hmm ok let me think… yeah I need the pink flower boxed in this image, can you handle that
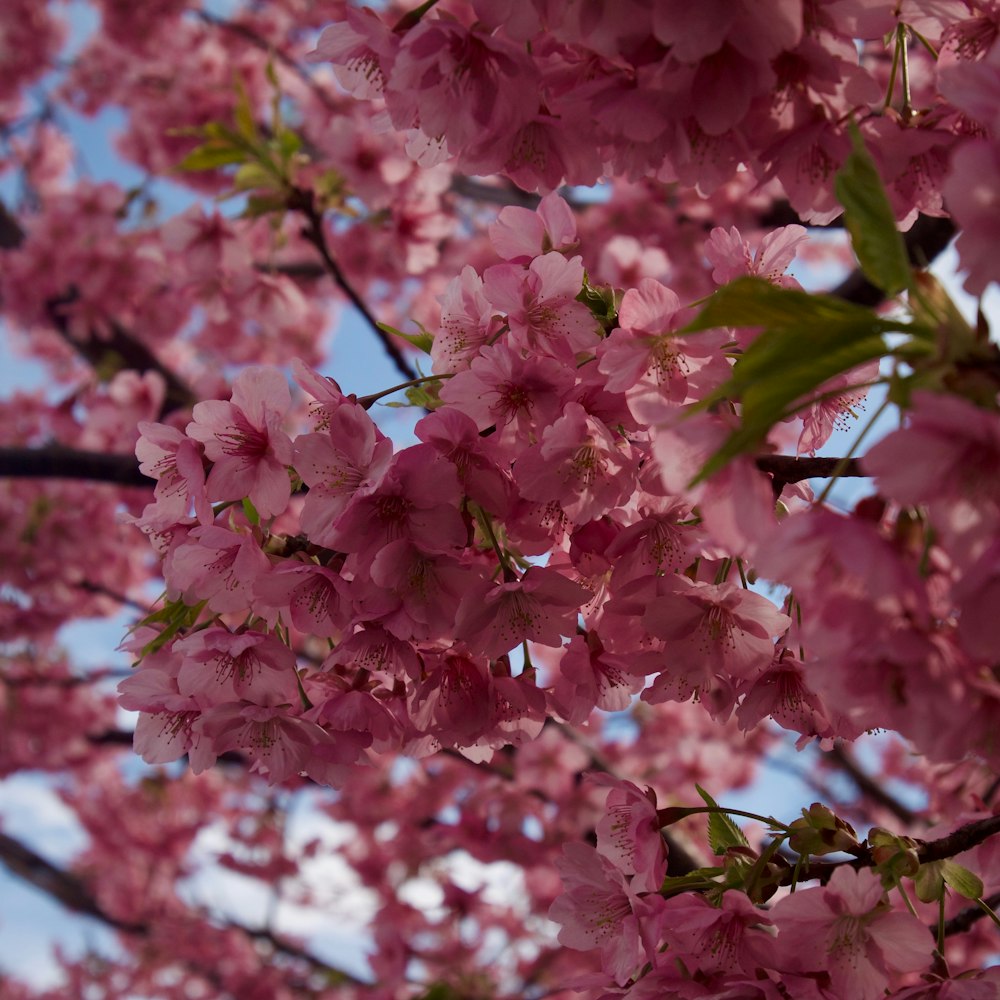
[455,566,590,659]
[488,191,578,264]
[430,265,503,375]
[591,774,668,893]
[660,891,775,976]
[186,367,294,519]
[704,224,808,288]
[438,343,574,454]
[796,359,880,455]
[549,842,663,986]
[198,702,334,785]
[384,19,540,158]
[135,420,212,524]
[174,627,300,705]
[168,525,270,615]
[328,444,466,559]
[641,575,791,701]
[294,403,393,548]
[253,561,349,639]
[597,278,728,423]
[550,633,643,724]
[308,6,398,99]
[772,866,934,1000]
[514,402,637,523]
[415,406,516,517]
[483,253,600,361]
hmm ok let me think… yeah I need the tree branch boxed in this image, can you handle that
[755,455,865,495]
[1,199,197,418]
[824,742,919,827]
[289,186,418,382]
[0,446,152,487]
[943,891,1000,937]
[0,830,366,987]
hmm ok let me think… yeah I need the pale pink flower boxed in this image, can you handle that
[430,265,503,375]
[186,367,294,519]
[198,703,333,784]
[704,224,808,288]
[796,358,880,455]
[174,627,299,705]
[384,19,540,158]
[660,891,775,976]
[253,561,349,639]
[308,6,398,99]
[365,539,471,642]
[651,410,777,556]
[294,404,393,549]
[118,650,216,773]
[549,842,663,987]
[415,407,516,517]
[483,253,601,360]
[550,633,642,724]
[597,278,728,423]
[735,651,835,741]
[168,525,270,615]
[328,444,466,558]
[438,343,574,453]
[409,652,492,744]
[488,191,578,264]
[135,420,212,524]
[591,774,668,893]
[289,358,351,431]
[772,866,934,1000]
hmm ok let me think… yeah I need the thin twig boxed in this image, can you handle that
[194,9,339,113]
[942,892,1000,937]
[290,186,418,381]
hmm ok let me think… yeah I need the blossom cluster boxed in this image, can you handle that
[126,191,1000,792]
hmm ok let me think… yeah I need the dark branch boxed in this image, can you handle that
[0,830,366,986]
[831,215,956,307]
[290,186,418,382]
[756,455,865,496]
[45,294,198,417]
[0,446,152,487]
[943,892,1000,937]
[825,742,919,827]
[1,198,197,418]
[918,814,1000,864]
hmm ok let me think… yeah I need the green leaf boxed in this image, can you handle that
[233,161,280,193]
[241,497,260,526]
[232,74,260,144]
[241,194,288,219]
[696,785,750,854]
[177,143,248,172]
[659,867,726,897]
[130,598,209,660]
[678,278,910,482]
[834,122,911,297]
[941,861,985,900]
[377,321,433,355]
[914,861,946,903]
